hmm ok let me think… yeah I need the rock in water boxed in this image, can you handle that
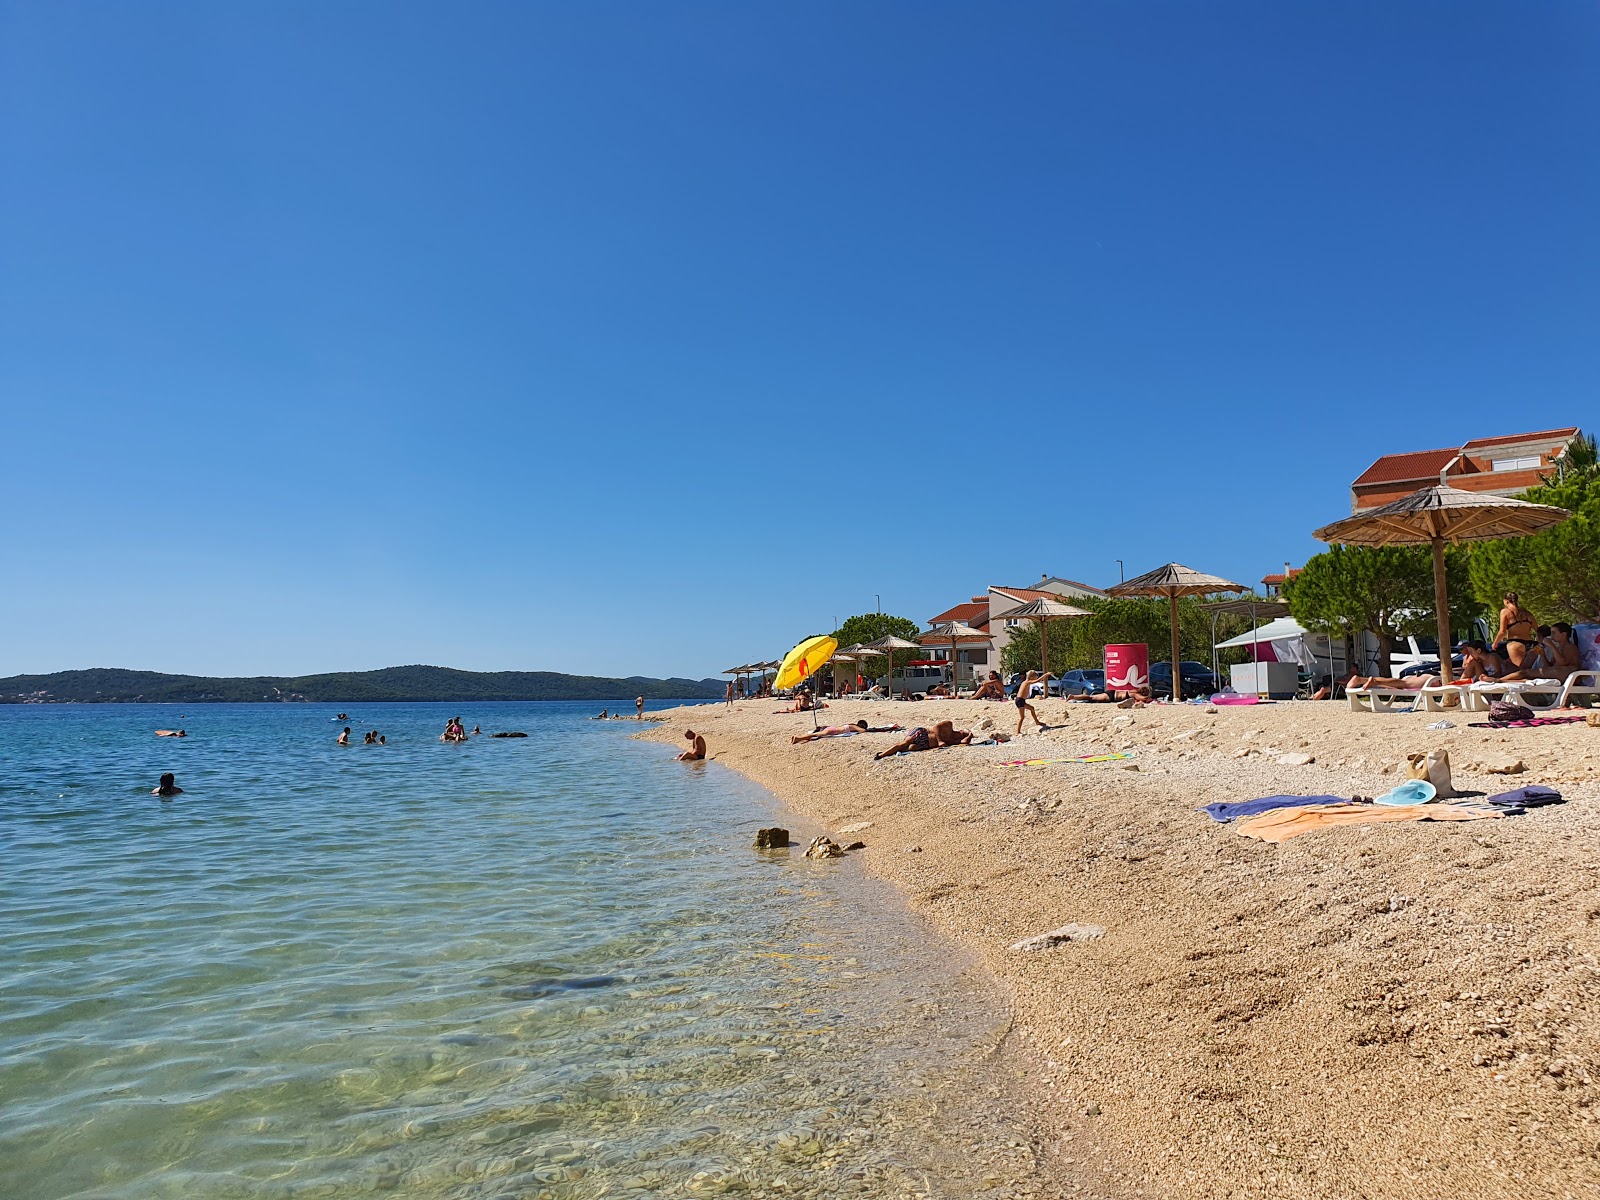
[804,836,845,859]
[754,827,790,849]
[1010,924,1106,952]
[490,731,528,738]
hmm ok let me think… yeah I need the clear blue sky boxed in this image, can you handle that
[3,2,1596,680]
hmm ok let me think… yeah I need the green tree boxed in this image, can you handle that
[1283,544,1475,676]
[832,612,923,686]
[1468,470,1600,623]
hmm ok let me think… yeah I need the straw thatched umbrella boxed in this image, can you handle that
[1312,485,1570,684]
[862,634,920,693]
[995,597,1092,677]
[919,621,993,696]
[1107,563,1247,701]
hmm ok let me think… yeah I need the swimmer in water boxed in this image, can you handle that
[337,727,351,746]
[155,729,187,737]
[152,772,183,796]
[636,696,644,719]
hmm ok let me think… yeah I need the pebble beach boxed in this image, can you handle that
[643,697,1600,1200]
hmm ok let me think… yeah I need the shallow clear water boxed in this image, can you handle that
[1,703,1052,1200]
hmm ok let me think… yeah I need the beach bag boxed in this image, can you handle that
[1488,700,1536,724]
[1405,750,1455,799]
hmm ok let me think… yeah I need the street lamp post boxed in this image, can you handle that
[1116,560,1124,583]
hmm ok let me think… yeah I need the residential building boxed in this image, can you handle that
[1350,428,1581,512]
[923,575,1107,678]
[1260,565,1302,597]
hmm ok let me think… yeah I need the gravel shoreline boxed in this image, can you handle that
[642,696,1600,1200]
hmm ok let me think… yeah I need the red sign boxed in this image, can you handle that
[1104,643,1149,692]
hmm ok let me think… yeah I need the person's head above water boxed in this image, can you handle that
[152,772,182,796]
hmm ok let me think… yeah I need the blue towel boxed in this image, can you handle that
[1484,786,1563,809]
[1202,795,1349,823]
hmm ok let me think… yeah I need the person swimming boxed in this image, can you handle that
[152,772,183,796]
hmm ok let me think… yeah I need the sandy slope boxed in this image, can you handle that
[643,696,1600,1200]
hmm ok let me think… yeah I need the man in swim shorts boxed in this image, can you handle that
[678,730,707,761]
[337,727,351,745]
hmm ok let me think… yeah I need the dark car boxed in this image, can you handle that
[1399,655,1464,679]
[1149,660,1218,699]
[1054,669,1105,697]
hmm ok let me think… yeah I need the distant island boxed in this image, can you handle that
[0,665,726,704]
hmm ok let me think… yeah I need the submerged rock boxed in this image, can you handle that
[490,731,528,738]
[754,827,790,849]
[804,837,845,859]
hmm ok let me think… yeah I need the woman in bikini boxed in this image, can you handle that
[1496,592,1538,670]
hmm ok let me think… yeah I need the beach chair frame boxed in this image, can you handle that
[1558,670,1600,708]
[1346,686,1418,713]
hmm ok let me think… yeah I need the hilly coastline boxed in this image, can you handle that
[0,665,725,704]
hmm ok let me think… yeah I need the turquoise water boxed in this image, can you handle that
[1,703,1052,1200]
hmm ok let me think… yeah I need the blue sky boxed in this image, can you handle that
[3,2,1596,680]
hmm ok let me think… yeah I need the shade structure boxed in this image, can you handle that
[858,634,919,694]
[774,636,838,692]
[995,597,1092,676]
[1107,563,1247,700]
[919,621,993,695]
[1313,485,1570,684]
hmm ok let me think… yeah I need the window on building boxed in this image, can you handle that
[1005,618,1018,627]
[1491,455,1541,472]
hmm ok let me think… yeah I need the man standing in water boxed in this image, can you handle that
[337,727,351,745]
[152,773,183,796]
[677,730,707,761]
[636,695,645,720]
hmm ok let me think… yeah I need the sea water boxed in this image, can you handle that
[1,703,1057,1200]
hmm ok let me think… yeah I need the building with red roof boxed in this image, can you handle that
[1351,428,1581,511]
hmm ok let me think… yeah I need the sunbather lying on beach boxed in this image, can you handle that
[792,720,904,744]
[874,720,973,758]
[1345,673,1439,691]
[1068,687,1154,706]
[925,682,953,698]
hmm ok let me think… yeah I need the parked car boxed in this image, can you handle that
[1149,661,1218,699]
[1399,654,1464,679]
[1054,669,1106,697]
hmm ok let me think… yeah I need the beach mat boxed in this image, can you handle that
[1001,752,1134,767]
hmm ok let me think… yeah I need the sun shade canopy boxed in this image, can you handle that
[774,636,839,691]
[1313,485,1570,547]
[1107,563,1248,598]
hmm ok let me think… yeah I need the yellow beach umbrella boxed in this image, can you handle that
[774,635,839,691]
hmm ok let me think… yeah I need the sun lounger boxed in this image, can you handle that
[1418,684,1471,712]
[1346,686,1418,713]
[1469,679,1565,711]
[1558,670,1600,708]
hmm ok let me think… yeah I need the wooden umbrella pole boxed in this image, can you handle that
[1040,619,1049,677]
[1169,593,1182,702]
[1432,535,1453,685]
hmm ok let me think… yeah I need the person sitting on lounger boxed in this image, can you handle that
[793,720,904,744]
[1453,640,1509,683]
[1544,623,1582,676]
[971,672,1006,701]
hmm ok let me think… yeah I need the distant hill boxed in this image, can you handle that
[0,665,725,704]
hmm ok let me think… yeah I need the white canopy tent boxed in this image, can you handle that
[1215,616,1318,669]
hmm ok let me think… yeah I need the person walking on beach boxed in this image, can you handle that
[1014,671,1050,734]
[678,730,707,761]
[636,695,645,720]
[152,772,183,796]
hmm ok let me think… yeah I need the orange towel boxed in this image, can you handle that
[1234,802,1502,843]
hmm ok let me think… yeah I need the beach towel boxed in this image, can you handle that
[1484,785,1563,811]
[1467,714,1589,729]
[1000,752,1134,767]
[1234,801,1503,843]
[1201,795,1347,822]
[1210,694,1268,706]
